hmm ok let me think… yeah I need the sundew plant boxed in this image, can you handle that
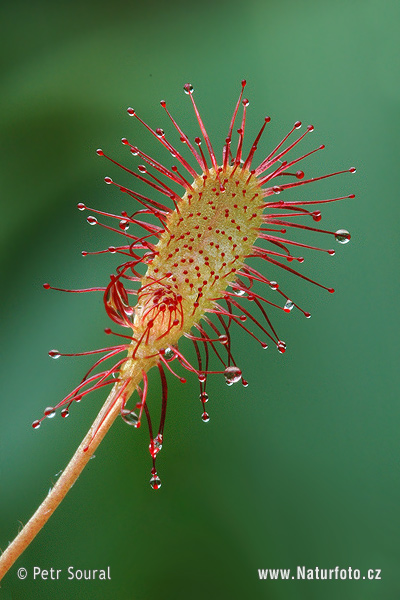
[0,81,354,579]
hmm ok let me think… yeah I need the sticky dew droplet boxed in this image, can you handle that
[284,300,294,313]
[121,409,139,427]
[277,341,286,354]
[150,474,162,490]
[163,347,175,360]
[334,229,351,244]
[224,366,242,386]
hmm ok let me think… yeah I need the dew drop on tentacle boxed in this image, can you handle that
[32,420,41,430]
[202,411,210,422]
[224,366,242,386]
[44,407,56,419]
[162,347,175,360]
[277,341,287,354]
[48,350,61,359]
[269,281,279,291]
[149,434,163,458]
[121,409,139,427]
[183,83,194,94]
[335,229,351,244]
[61,408,69,418]
[284,300,294,313]
[219,334,228,345]
[200,392,209,403]
[150,473,162,490]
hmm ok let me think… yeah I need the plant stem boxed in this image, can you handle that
[0,381,128,581]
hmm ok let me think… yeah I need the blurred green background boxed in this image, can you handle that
[1,0,399,598]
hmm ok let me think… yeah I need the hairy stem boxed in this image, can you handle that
[0,380,131,581]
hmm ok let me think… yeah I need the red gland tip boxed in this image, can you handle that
[349,167,357,173]
[43,283,50,290]
[104,177,112,184]
[294,120,302,129]
[77,203,86,210]
[96,148,104,156]
[127,107,135,116]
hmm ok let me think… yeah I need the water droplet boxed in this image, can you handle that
[104,177,112,184]
[61,408,69,418]
[334,229,351,244]
[219,334,228,345]
[202,412,210,422]
[77,203,86,211]
[149,435,163,458]
[44,407,56,419]
[96,148,104,156]
[233,288,245,296]
[269,281,278,290]
[127,107,135,116]
[277,341,286,354]
[87,216,97,226]
[224,366,242,386]
[198,372,206,382]
[119,220,129,231]
[32,420,41,430]
[48,350,61,359]
[150,474,162,490]
[284,300,294,313]
[305,312,312,319]
[294,120,302,129]
[131,147,139,156]
[200,392,209,403]
[163,347,175,360]
[183,83,194,95]
[242,378,249,387]
[121,409,139,427]
[156,128,165,138]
